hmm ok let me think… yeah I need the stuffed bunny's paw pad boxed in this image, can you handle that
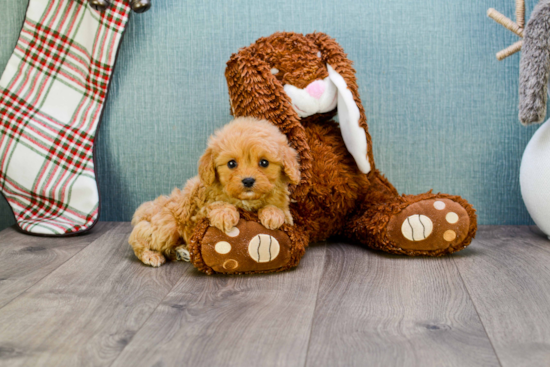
[386,199,470,252]
[200,219,292,274]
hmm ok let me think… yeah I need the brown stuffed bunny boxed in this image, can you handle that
[188,32,477,275]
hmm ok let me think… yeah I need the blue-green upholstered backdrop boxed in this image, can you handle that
[0,0,542,230]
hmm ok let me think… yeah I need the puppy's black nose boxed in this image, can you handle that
[242,177,255,188]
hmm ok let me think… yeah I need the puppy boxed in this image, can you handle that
[128,117,301,267]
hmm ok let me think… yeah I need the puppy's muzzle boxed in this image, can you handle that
[242,177,256,188]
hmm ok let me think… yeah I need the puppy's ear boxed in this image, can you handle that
[282,145,301,186]
[225,38,312,198]
[198,147,216,186]
[306,32,375,175]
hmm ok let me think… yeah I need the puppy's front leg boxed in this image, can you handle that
[258,205,286,230]
[207,202,240,233]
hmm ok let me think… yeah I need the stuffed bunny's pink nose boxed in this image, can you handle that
[305,80,325,99]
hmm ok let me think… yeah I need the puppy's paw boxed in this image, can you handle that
[141,250,166,267]
[259,205,286,230]
[284,211,294,226]
[208,204,240,233]
[175,245,190,262]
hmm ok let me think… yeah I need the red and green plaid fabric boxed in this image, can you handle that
[0,0,130,235]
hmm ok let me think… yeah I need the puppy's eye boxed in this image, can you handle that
[259,159,269,168]
[227,160,237,169]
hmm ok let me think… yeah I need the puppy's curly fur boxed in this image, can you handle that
[128,117,300,267]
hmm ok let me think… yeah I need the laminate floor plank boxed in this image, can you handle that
[453,226,550,367]
[1,224,546,367]
[0,223,184,367]
[0,222,116,309]
[305,242,500,367]
[110,243,328,367]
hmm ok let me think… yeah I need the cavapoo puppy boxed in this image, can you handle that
[129,117,301,267]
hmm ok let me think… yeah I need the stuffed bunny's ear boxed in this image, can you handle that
[308,32,374,174]
[327,64,371,174]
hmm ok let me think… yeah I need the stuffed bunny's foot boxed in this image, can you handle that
[386,198,472,253]
[188,217,307,275]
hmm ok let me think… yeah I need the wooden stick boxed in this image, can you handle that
[496,40,523,60]
[516,0,525,29]
[487,8,524,37]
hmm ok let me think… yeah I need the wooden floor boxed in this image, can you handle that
[0,224,549,367]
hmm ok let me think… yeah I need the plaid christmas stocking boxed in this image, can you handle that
[0,0,130,235]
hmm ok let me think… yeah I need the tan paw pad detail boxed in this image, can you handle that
[401,215,433,241]
[214,241,232,254]
[223,259,239,270]
[443,230,457,241]
[445,212,459,224]
[248,234,280,263]
[433,201,446,210]
[226,227,240,237]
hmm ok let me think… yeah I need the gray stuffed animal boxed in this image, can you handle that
[488,0,550,124]
[519,0,550,124]
[488,0,550,237]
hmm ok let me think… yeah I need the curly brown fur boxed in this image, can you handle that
[129,117,300,267]
[217,31,477,268]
